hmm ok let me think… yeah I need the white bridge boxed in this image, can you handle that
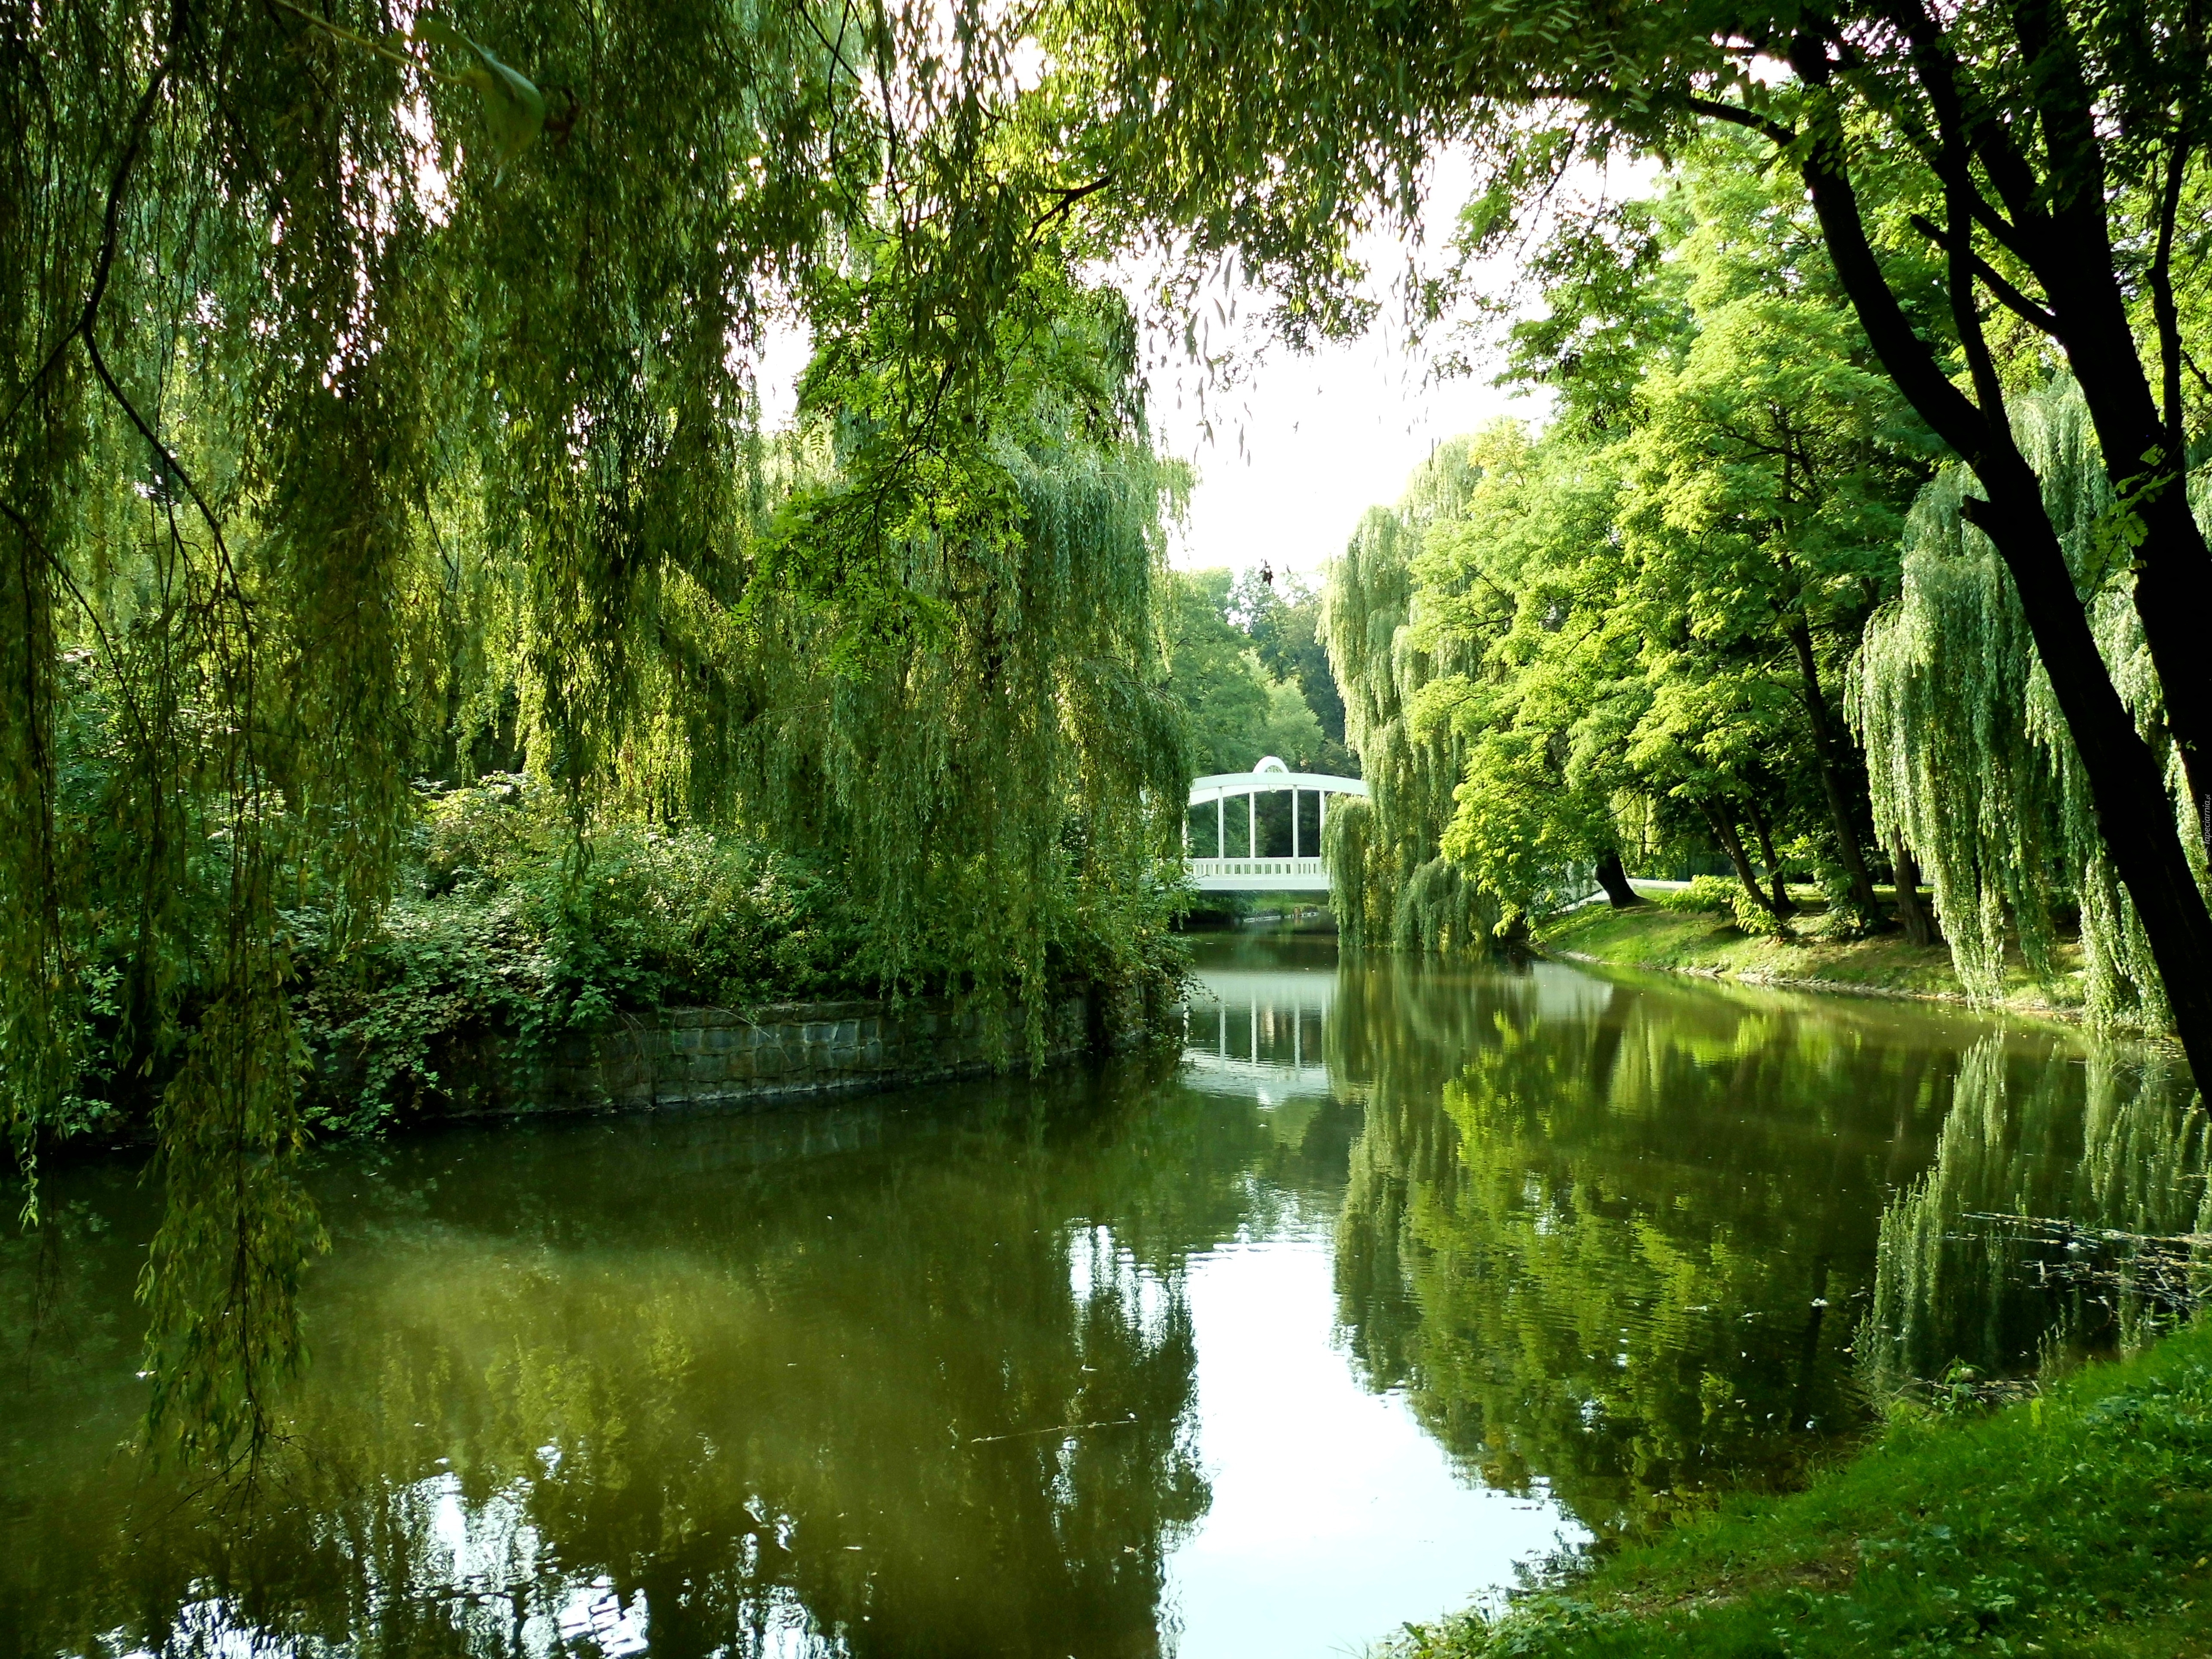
[1185,756,1368,893]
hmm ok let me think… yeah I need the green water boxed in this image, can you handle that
[7,936,2207,1658]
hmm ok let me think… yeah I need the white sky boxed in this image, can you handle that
[1133,145,1539,584]
[754,152,1656,586]
[1146,329,1542,583]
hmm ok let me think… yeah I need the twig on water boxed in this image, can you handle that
[968,1415,1141,1445]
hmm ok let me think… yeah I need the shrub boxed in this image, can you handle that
[297,779,880,1134]
[1651,875,1741,915]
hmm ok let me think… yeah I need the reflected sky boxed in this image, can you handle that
[7,929,2194,1658]
[1164,1239,1581,1655]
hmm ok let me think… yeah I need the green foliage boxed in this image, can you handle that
[1647,875,1759,927]
[410,14,547,171]
[1850,380,2205,1024]
[1324,139,1926,945]
[1165,567,1339,775]
[1231,566,1357,766]
[296,779,883,1136]
[1040,0,2212,1060]
[18,0,2212,1492]
[1383,1319,2212,1659]
[1320,447,1500,954]
[1,0,1194,1468]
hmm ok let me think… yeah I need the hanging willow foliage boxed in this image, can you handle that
[1320,444,1498,954]
[1849,381,2206,1025]
[2,0,1183,1465]
[709,284,1191,1037]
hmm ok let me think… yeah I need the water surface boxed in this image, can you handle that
[7,934,2204,1657]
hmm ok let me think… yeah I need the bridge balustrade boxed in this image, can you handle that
[1184,756,1367,893]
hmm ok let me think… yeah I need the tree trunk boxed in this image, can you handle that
[2024,259,2212,851]
[1786,618,1884,924]
[1981,10,2212,852]
[1789,118,2212,1086]
[1595,848,1643,908]
[1744,796,1798,919]
[1701,802,1782,919]
[2118,478,2212,855]
[1889,840,1939,948]
[1960,482,2212,1074]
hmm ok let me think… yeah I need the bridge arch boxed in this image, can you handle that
[1185,756,1367,892]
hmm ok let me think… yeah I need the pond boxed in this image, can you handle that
[7,933,2207,1658]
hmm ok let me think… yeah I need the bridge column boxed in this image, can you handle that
[1291,789,1300,860]
[1215,792,1224,859]
[1248,791,1256,863]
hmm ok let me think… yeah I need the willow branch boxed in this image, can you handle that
[261,0,470,85]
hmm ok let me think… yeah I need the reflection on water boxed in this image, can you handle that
[1866,1038,2209,1392]
[6,933,2205,1656]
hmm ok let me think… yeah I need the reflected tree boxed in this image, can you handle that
[0,1061,1269,1659]
[1865,1035,2211,1395]
[1331,964,1957,1542]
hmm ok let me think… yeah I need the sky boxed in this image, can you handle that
[1141,147,1663,583]
[753,151,1656,588]
[1146,326,1542,584]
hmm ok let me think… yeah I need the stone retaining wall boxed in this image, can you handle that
[427,983,1142,1118]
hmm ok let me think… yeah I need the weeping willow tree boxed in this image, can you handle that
[1319,446,1498,954]
[1850,381,2205,1027]
[1,0,1183,1466]
[722,279,1191,1029]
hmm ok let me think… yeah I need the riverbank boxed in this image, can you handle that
[1537,894,2085,1015]
[1388,1318,2212,1659]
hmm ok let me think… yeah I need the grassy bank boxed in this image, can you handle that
[1539,890,2083,1014]
[1390,1320,2212,1659]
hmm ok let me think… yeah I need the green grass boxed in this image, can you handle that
[1539,893,2084,1014]
[1388,1321,2212,1659]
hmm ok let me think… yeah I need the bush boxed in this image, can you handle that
[1648,873,1797,939]
[297,778,880,1134]
[1651,874,1742,915]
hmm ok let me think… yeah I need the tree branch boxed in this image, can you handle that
[1680,94,1795,149]
[1781,38,1990,462]
[1907,213,2059,333]
[1032,175,1113,231]
[2151,140,2189,456]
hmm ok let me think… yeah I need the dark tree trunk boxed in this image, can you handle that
[1784,99,2212,1086]
[1786,618,1884,923]
[1987,0,2212,850]
[2044,273,2212,847]
[1701,802,1783,920]
[1962,477,2212,1066]
[1595,848,1643,908]
[1890,841,1939,948]
[1744,796,1798,919]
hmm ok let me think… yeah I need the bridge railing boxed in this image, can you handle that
[1186,857,1327,882]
